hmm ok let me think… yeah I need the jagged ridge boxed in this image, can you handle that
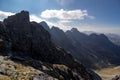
[40,21,120,69]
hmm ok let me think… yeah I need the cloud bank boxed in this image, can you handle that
[40,9,93,20]
[0,10,14,21]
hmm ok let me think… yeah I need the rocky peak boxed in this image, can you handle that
[70,28,88,36]
[90,33,109,41]
[51,26,64,33]
[39,21,50,32]
[2,10,31,34]
[89,33,99,37]
[51,26,66,39]
[2,10,31,55]
[4,10,29,24]
[71,28,79,32]
[99,34,109,40]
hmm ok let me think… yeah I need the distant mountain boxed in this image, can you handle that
[84,31,120,46]
[66,29,120,68]
[83,31,97,35]
[0,11,101,80]
[106,33,120,46]
[40,22,120,69]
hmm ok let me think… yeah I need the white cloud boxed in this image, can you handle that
[59,20,72,23]
[40,9,90,20]
[56,0,73,6]
[30,14,44,23]
[88,15,95,19]
[0,10,14,21]
[0,10,14,16]
[40,9,95,30]
[30,14,56,28]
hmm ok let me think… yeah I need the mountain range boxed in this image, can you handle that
[40,21,120,69]
[0,11,102,80]
[83,31,120,46]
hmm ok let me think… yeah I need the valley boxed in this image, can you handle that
[96,66,120,80]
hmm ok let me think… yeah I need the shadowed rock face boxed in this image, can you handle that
[0,10,102,80]
[0,22,10,53]
[3,11,31,55]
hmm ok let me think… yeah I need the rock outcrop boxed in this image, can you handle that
[3,11,31,55]
[112,75,120,80]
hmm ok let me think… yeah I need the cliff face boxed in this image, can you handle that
[3,11,31,55]
[0,11,101,80]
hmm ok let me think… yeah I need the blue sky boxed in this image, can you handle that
[0,0,120,34]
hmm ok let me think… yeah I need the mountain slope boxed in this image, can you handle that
[0,11,101,80]
[66,29,120,68]
[40,22,120,69]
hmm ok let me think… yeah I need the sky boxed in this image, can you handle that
[0,0,120,34]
